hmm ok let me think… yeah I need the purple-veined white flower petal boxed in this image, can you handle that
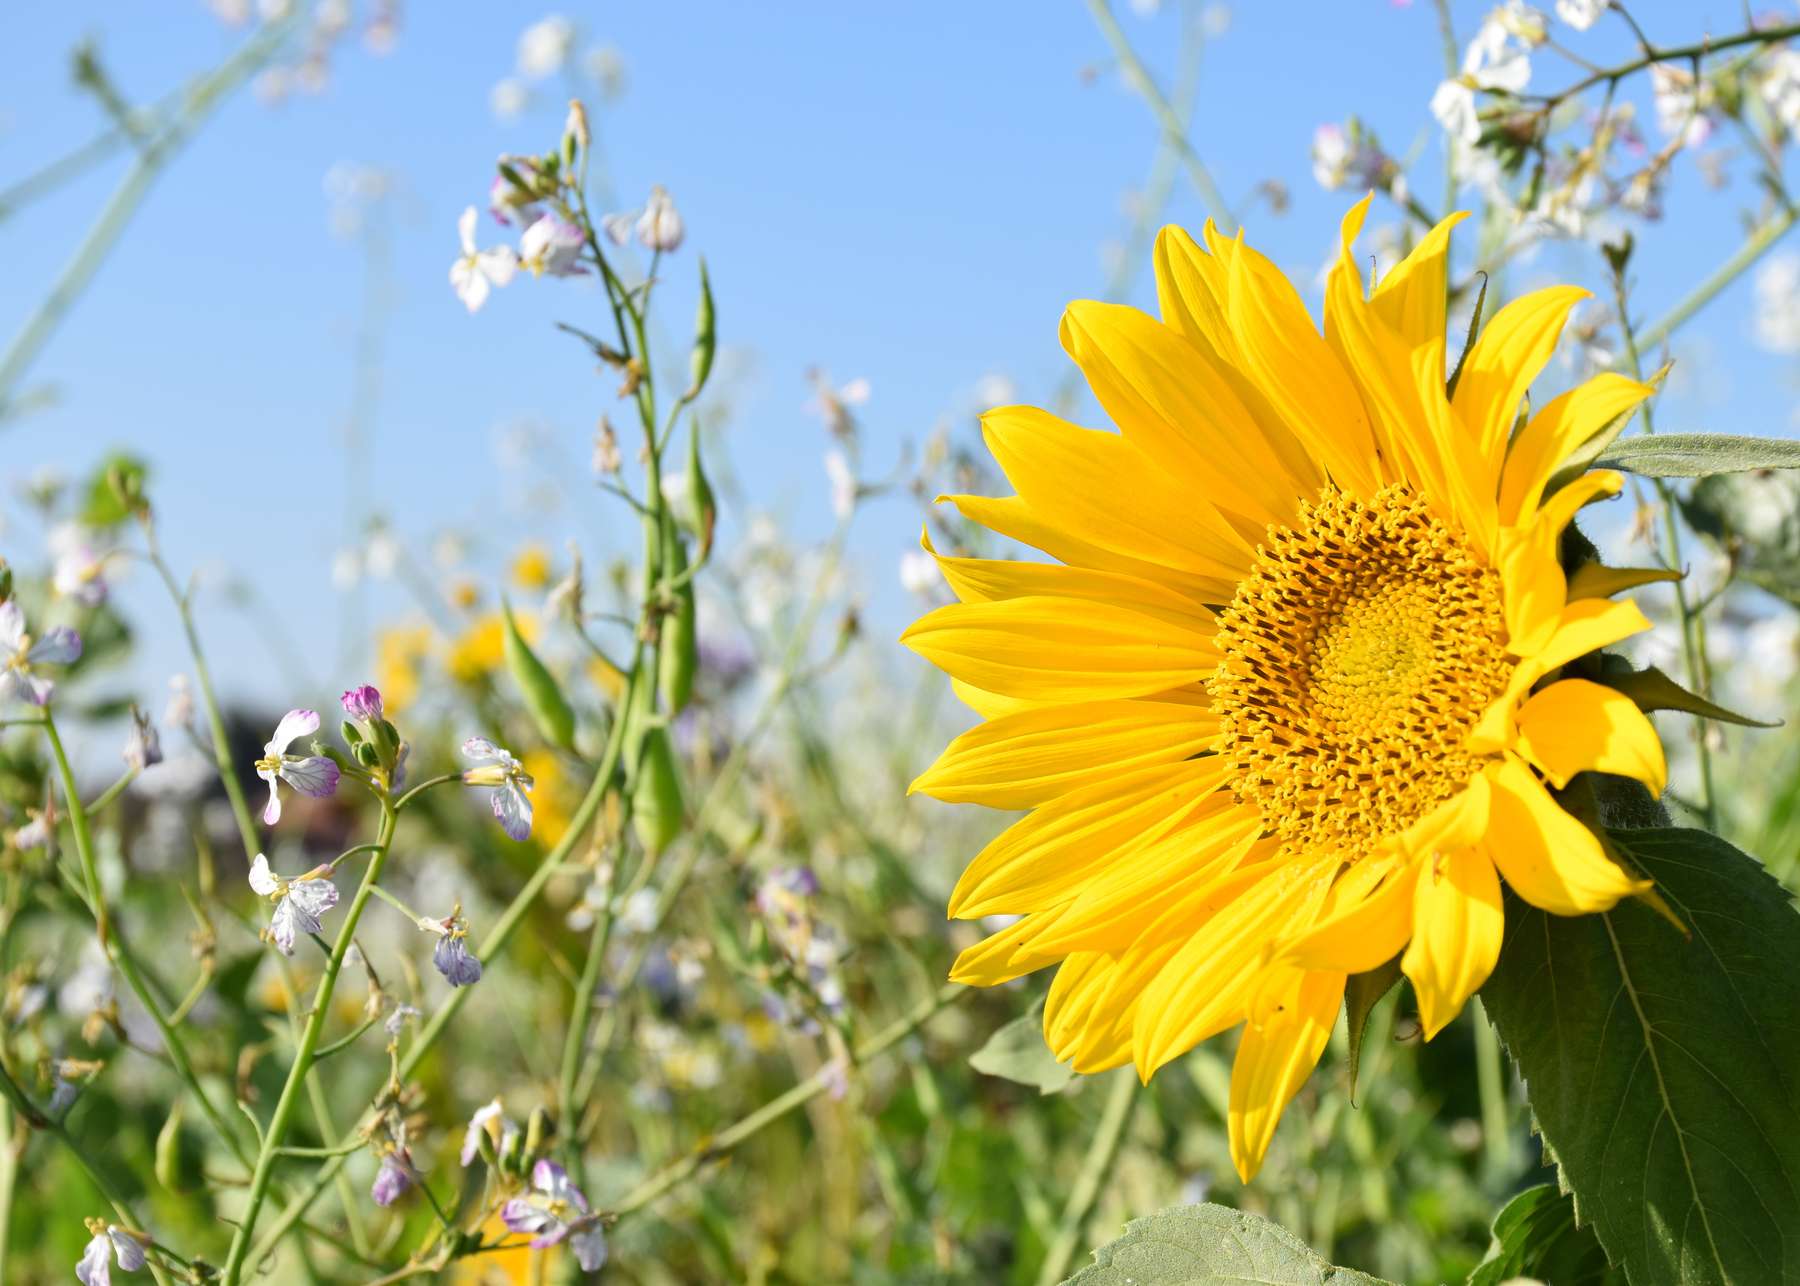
[340,684,383,721]
[461,1099,505,1165]
[0,601,24,651]
[107,1228,146,1272]
[451,258,491,313]
[479,246,518,286]
[0,669,31,706]
[570,1219,609,1272]
[501,1197,555,1237]
[268,898,311,954]
[27,626,82,665]
[278,755,341,798]
[432,934,483,986]
[23,672,54,706]
[76,1232,113,1286]
[260,778,282,826]
[461,736,502,762]
[533,1158,588,1212]
[492,782,533,841]
[285,876,340,920]
[248,854,280,897]
[371,1151,413,1206]
[266,709,321,756]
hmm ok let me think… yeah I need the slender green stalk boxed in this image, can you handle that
[218,804,398,1285]
[0,1102,14,1281]
[85,767,139,817]
[0,1060,173,1286]
[1084,0,1236,233]
[556,860,622,1156]
[1472,1000,1514,1187]
[610,983,965,1218]
[1432,0,1460,222]
[0,19,292,415]
[1612,285,1719,827]
[146,539,263,862]
[1034,1070,1139,1286]
[245,689,636,1267]
[1530,22,1800,106]
[41,709,254,1171]
[1632,206,1799,356]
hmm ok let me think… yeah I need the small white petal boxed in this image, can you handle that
[248,854,280,896]
[0,601,24,651]
[26,626,82,665]
[76,1233,112,1286]
[458,205,478,255]
[285,877,340,919]
[493,783,533,840]
[267,709,320,755]
[108,1228,147,1271]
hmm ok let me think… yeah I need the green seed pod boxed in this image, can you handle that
[659,539,698,716]
[524,1105,552,1160]
[355,740,380,769]
[340,719,362,748]
[154,1100,186,1192]
[686,417,717,563]
[687,257,716,400]
[631,726,685,855]
[501,599,576,751]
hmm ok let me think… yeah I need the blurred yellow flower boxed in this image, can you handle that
[522,748,575,849]
[451,1212,540,1284]
[903,197,1667,1182]
[511,543,554,589]
[449,611,539,686]
[376,624,434,713]
[450,578,482,610]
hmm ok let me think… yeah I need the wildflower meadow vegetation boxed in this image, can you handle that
[6,2,1800,1283]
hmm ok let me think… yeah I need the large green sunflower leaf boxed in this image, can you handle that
[1467,1184,1622,1286]
[1479,826,1800,1286]
[1059,1203,1392,1286]
[1594,433,1800,477]
[968,998,1075,1095]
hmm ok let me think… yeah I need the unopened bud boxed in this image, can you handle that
[565,98,590,151]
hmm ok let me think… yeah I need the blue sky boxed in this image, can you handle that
[3,0,1794,706]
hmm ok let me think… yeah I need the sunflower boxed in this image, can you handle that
[901,196,1669,1182]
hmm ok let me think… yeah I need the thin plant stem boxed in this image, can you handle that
[1528,22,1800,106]
[1612,281,1719,828]
[609,983,965,1218]
[1034,1070,1139,1286]
[145,536,263,863]
[0,18,293,415]
[1472,1000,1515,1187]
[1084,0,1236,233]
[1432,0,1460,222]
[0,1061,174,1286]
[244,678,638,1266]
[1631,205,1799,356]
[218,804,398,1285]
[41,709,255,1172]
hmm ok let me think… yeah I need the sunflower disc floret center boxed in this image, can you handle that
[1208,484,1510,858]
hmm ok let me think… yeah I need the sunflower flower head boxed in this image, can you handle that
[903,197,1669,1183]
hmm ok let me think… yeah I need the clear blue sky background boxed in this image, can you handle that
[2,1,1792,708]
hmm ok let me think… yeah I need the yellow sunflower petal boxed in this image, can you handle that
[939,492,1236,602]
[1044,952,1135,1073]
[1156,224,1326,490]
[948,757,1230,918]
[1402,847,1504,1039]
[1485,755,1649,914]
[1059,300,1301,527]
[1499,374,1654,525]
[948,906,1074,986]
[1532,595,1654,675]
[1028,814,1265,955]
[982,405,1252,579]
[921,526,1214,627]
[900,596,1216,703]
[1227,968,1344,1183]
[950,678,1037,720]
[1515,677,1668,794]
[1451,285,1590,470]
[910,700,1220,809]
[1281,860,1420,974]
[1132,855,1337,1078]
[1369,210,1468,367]
[1225,230,1382,497]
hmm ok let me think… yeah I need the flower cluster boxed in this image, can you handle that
[501,1159,609,1272]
